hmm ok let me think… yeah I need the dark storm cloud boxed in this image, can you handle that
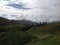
[7,3,31,10]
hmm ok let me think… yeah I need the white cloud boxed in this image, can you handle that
[0,0,60,22]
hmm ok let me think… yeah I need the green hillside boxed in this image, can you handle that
[26,22,60,45]
[0,17,60,45]
[0,17,16,26]
[0,17,35,45]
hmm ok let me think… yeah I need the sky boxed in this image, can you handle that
[0,0,60,22]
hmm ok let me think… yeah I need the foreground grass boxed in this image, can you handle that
[25,22,60,45]
[0,31,36,45]
[0,22,60,45]
[0,24,37,45]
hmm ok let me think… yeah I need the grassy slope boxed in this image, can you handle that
[25,22,60,45]
[0,17,16,26]
[0,24,36,45]
[0,17,34,45]
[0,17,60,45]
[0,23,60,45]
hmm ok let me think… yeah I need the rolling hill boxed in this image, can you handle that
[0,17,16,26]
[26,22,60,45]
[0,17,60,45]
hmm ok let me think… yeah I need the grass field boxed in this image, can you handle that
[25,22,60,45]
[0,22,60,45]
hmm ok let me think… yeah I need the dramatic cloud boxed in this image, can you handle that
[0,0,60,22]
[7,3,31,10]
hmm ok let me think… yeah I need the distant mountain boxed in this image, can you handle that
[0,17,48,26]
[0,17,16,26]
[12,19,37,25]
